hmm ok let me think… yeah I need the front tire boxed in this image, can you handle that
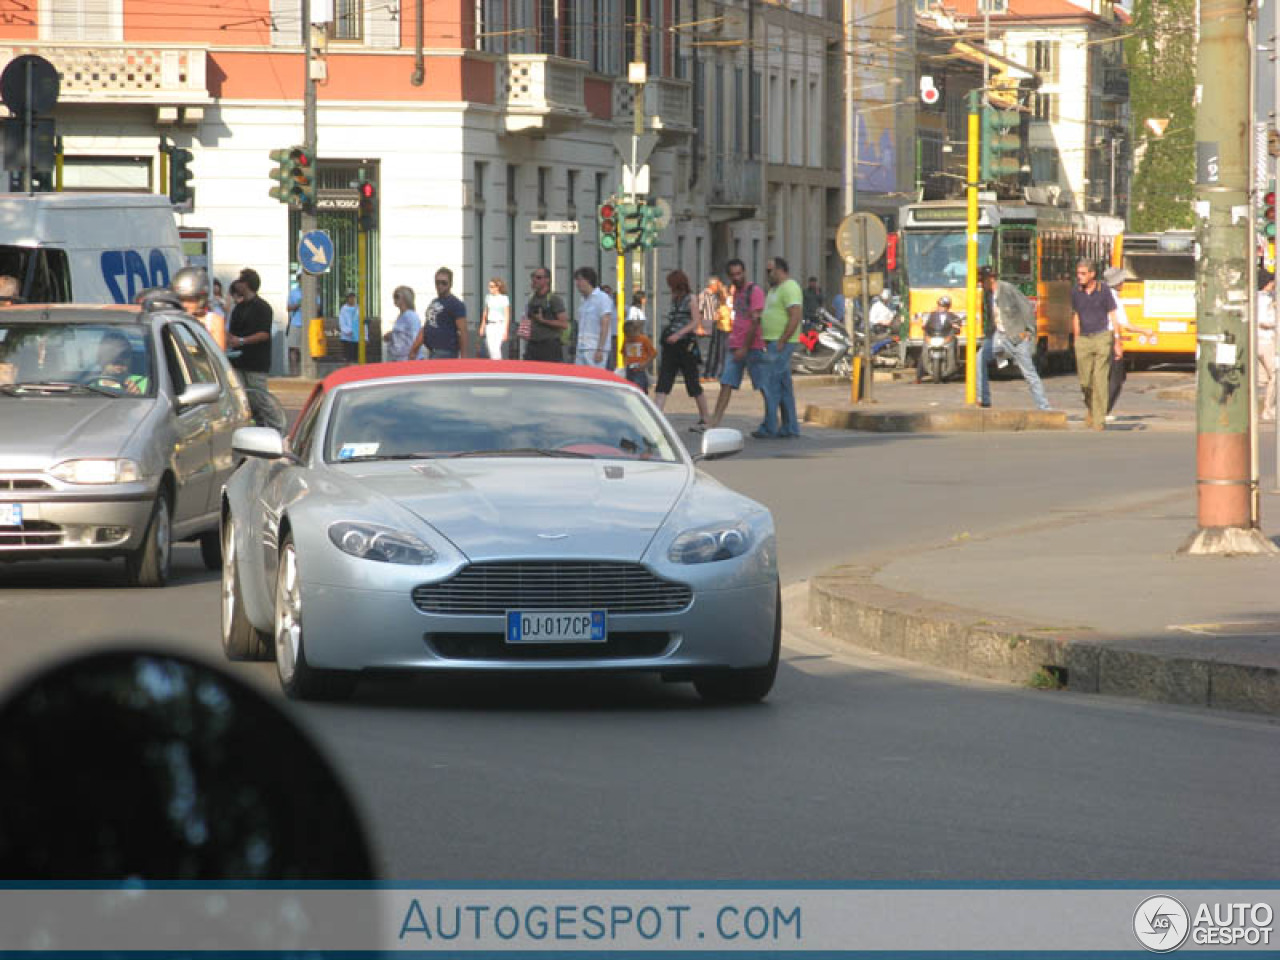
[694,581,781,704]
[199,529,222,570]
[275,535,356,701]
[125,492,172,588]
[221,515,272,661]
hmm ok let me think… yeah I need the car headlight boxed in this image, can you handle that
[327,521,436,565]
[668,521,752,564]
[49,459,141,484]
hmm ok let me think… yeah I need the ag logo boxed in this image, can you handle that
[1134,896,1190,952]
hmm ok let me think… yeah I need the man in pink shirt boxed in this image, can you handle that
[706,257,767,429]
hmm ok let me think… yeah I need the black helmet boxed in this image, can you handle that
[938,296,952,308]
[171,266,209,303]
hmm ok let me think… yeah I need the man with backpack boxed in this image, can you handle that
[706,258,767,430]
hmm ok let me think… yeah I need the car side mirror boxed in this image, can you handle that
[176,381,221,409]
[232,425,288,460]
[699,427,744,461]
[0,649,374,881]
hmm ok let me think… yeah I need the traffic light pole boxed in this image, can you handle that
[300,0,320,382]
[965,90,980,407]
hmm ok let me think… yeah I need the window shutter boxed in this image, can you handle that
[365,1,401,47]
[271,0,299,46]
[41,0,121,41]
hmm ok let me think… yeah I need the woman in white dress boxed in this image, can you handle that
[481,277,510,359]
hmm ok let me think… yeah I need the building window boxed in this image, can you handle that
[1032,92,1058,123]
[1032,40,1057,84]
[334,0,363,41]
[749,70,762,157]
[1031,148,1059,183]
[734,68,745,155]
[39,0,122,41]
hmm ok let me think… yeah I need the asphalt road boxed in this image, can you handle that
[2,390,1278,881]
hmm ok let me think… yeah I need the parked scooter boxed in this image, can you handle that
[792,307,853,377]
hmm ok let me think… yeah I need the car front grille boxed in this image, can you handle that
[0,520,64,547]
[412,561,693,616]
[427,632,673,661]
[0,478,51,491]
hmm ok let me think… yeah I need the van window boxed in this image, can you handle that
[0,246,71,303]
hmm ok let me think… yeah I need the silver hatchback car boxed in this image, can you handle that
[0,298,253,585]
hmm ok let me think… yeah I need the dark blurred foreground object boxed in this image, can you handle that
[0,649,374,880]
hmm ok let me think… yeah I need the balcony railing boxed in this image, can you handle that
[498,54,588,132]
[612,77,694,132]
[710,153,763,208]
[0,43,210,104]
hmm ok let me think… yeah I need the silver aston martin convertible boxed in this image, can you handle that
[221,361,779,703]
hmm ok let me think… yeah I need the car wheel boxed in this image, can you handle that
[125,491,172,588]
[694,580,781,705]
[274,535,356,702]
[199,529,222,570]
[221,516,272,661]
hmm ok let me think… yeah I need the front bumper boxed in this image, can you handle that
[300,581,777,674]
[0,478,158,556]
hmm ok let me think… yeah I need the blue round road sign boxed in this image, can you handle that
[298,230,334,276]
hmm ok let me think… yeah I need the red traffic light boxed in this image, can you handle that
[1267,192,1276,206]
[600,203,616,220]
[359,181,375,199]
[294,149,311,167]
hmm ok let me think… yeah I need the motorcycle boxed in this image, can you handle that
[791,308,854,377]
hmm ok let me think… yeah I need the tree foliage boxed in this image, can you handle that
[1126,0,1197,231]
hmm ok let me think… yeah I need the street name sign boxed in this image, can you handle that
[531,220,579,235]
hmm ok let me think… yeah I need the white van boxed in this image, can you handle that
[0,193,185,304]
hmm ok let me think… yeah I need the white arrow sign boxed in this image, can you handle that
[302,236,329,266]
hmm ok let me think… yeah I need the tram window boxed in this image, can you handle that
[1000,230,1035,282]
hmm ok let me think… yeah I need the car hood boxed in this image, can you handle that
[0,396,153,467]
[338,459,690,562]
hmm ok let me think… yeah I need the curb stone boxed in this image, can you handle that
[809,565,1280,715]
[803,404,1068,433]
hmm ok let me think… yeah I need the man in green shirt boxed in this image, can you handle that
[754,256,804,438]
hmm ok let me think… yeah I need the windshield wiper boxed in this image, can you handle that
[334,452,444,463]
[2,381,118,397]
[449,447,594,459]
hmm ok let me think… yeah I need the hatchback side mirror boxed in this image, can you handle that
[232,426,288,460]
[699,428,745,461]
[176,381,221,409]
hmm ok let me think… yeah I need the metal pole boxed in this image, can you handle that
[965,90,980,406]
[357,228,368,363]
[616,254,626,369]
[1183,0,1274,554]
[22,59,32,194]
[1248,10,1260,525]
[300,0,320,381]
[859,219,872,404]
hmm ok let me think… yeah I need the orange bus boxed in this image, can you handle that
[1110,231,1196,365]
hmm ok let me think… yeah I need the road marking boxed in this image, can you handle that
[1168,621,1280,639]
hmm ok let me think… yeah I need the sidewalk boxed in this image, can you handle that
[810,487,1280,716]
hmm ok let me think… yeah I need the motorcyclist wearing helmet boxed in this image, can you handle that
[917,294,960,383]
[172,266,226,351]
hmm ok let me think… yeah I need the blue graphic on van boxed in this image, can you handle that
[100,249,175,303]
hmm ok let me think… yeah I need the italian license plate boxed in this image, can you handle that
[506,610,607,644]
[0,503,21,527]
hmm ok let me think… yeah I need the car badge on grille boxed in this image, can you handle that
[537,532,569,540]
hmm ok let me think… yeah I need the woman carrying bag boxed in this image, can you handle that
[653,270,713,431]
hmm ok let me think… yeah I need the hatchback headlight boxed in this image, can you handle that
[328,521,436,565]
[49,459,141,484]
[668,521,752,564]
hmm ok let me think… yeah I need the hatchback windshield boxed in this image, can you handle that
[0,322,155,397]
[325,379,680,463]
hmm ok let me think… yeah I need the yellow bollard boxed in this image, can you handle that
[309,315,326,359]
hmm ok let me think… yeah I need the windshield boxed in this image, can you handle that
[0,322,155,397]
[903,231,994,288]
[1123,252,1195,282]
[324,379,681,464]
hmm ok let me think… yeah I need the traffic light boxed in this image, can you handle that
[357,179,377,231]
[639,201,660,250]
[268,146,314,209]
[294,149,315,210]
[979,106,1020,181]
[598,201,619,251]
[617,202,642,251]
[1264,184,1276,241]
[169,146,194,204]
